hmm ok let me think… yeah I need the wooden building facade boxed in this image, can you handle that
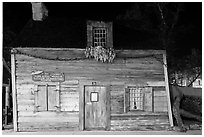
[11,48,173,132]
[10,6,173,131]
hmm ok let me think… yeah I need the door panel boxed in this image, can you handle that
[84,86,109,130]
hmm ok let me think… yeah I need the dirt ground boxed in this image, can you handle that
[2,129,202,135]
[2,124,202,135]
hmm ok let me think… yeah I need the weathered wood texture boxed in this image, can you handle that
[84,86,110,130]
[110,114,169,131]
[153,86,168,112]
[18,122,78,132]
[17,111,79,131]
[14,48,170,131]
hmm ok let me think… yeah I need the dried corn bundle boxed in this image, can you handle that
[85,46,116,63]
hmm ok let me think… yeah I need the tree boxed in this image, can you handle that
[116,3,201,86]
[116,2,184,51]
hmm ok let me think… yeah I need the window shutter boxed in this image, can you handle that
[87,20,93,47]
[143,87,153,112]
[106,22,113,48]
[124,88,130,113]
[47,85,57,111]
[55,85,61,112]
[36,85,47,111]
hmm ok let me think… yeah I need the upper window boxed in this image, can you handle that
[87,20,113,48]
[93,27,107,47]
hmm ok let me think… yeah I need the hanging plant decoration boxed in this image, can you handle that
[85,46,116,63]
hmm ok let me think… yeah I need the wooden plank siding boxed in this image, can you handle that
[13,48,170,131]
[110,114,169,131]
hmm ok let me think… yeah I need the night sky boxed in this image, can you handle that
[3,2,202,51]
[3,2,132,32]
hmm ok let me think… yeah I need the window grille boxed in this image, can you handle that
[93,27,107,47]
[129,87,144,110]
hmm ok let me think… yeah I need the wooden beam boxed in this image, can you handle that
[106,85,111,130]
[79,82,84,131]
[162,52,173,127]
[11,51,18,131]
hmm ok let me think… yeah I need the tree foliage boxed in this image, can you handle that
[116,2,201,85]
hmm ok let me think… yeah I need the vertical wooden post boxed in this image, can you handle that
[5,86,10,125]
[11,50,18,131]
[5,86,10,108]
[163,52,173,127]
[79,83,84,131]
[106,86,111,130]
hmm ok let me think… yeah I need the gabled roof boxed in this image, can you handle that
[10,16,160,49]
[10,17,86,48]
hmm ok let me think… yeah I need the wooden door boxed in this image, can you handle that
[84,85,110,130]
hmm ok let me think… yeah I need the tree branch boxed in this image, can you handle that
[187,71,201,87]
[157,3,166,26]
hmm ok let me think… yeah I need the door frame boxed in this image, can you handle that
[79,81,110,131]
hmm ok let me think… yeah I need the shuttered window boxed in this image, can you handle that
[124,87,153,113]
[34,84,60,112]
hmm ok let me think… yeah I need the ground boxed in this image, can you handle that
[2,123,202,135]
[2,129,202,135]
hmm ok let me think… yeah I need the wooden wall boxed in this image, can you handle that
[13,48,170,131]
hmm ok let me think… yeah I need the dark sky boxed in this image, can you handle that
[3,2,202,51]
[3,2,132,32]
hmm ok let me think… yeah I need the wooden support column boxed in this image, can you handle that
[163,52,173,127]
[11,50,18,131]
[5,86,10,125]
[79,82,85,131]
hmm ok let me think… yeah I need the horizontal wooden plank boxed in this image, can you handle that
[16,84,35,89]
[17,94,34,100]
[60,91,79,96]
[17,89,34,95]
[18,115,79,122]
[154,108,168,112]
[147,82,165,87]
[154,91,166,96]
[61,106,79,112]
[18,122,79,131]
[16,60,163,74]
[17,100,35,105]
[17,105,34,111]
[18,111,79,117]
[16,75,164,87]
[153,86,166,91]
[60,101,79,106]
[61,85,79,89]
[154,97,167,102]
[110,114,170,131]
[61,80,79,85]
[16,63,163,74]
